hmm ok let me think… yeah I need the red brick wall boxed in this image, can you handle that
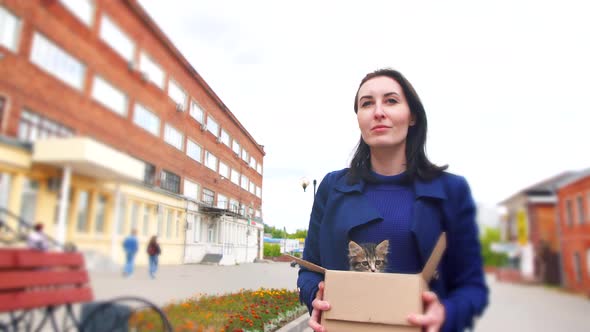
[557,176,590,294]
[0,0,263,211]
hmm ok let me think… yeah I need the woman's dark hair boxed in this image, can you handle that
[348,68,447,183]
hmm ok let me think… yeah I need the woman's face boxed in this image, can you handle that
[356,76,414,150]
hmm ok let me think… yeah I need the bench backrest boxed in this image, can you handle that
[0,249,94,312]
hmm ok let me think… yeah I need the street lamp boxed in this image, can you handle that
[300,177,317,196]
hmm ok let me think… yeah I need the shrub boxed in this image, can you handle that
[263,243,281,257]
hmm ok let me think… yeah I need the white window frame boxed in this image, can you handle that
[205,151,218,171]
[218,161,229,179]
[232,140,241,156]
[256,163,262,174]
[249,156,256,169]
[183,178,200,201]
[241,148,249,163]
[99,14,135,61]
[30,33,86,90]
[216,194,227,209]
[206,115,219,137]
[133,103,160,136]
[60,0,94,26]
[186,139,202,163]
[249,181,256,194]
[190,101,204,124]
[241,176,249,191]
[230,169,240,186]
[256,186,261,198]
[168,79,187,110]
[164,123,183,150]
[139,51,164,89]
[91,76,128,116]
[220,129,230,147]
[0,5,21,51]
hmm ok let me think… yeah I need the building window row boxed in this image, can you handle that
[18,110,74,143]
[564,195,588,226]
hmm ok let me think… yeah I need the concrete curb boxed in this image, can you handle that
[275,313,309,332]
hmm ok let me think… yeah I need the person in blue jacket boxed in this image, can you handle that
[122,228,139,277]
[297,68,488,332]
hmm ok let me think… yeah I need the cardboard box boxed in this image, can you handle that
[290,233,446,331]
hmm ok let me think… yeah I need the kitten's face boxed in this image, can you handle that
[348,240,389,272]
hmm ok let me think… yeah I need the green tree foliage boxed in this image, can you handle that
[264,243,282,257]
[288,229,308,239]
[480,227,509,267]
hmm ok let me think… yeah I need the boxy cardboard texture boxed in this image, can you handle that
[289,233,446,332]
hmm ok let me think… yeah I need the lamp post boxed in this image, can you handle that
[300,177,317,197]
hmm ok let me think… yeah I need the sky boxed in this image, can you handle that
[138,0,590,232]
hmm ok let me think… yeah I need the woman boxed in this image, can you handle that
[297,69,488,332]
[146,235,161,279]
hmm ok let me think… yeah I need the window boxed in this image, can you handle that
[94,195,106,233]
[139,51,164,89]
[217,194,227,209]
[60,0,94,26]
[206,116,219,137]
[241,176,249,191]
[168,79,187,109]
[164,123,183,150]
[573,252,582,283]
[190,101,204,123]
[218,161,229,178]
[249,156,256,169]
[566,199,573,227]
[92,76,127,116]
[192,214,202,242]
[205,151,217,171]
[256,163,262,174]
[256,186,261,198]
[202,188,214,206]
[142,205,150,236]
[229,199,239,214]
[183,179,199,201]
[133,104,160,136]
[232,140,241,156]
[255,209,261,218]
[143,162,155,186]
[249,182,256,195]
[241,148,249,163]
[76,190,89,232]
[99,15,134,61]
[230,169,240,186]
[576,196,585,224]
[220,129,230,147]
[0,5,20,51]
[31,33,85,90]
[18,110,74,143]
[186,139,202,163]
[160,170,180,193]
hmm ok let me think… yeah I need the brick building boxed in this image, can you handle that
[499,172,576,284]
[0,0,265,266]
[555,170,590,295]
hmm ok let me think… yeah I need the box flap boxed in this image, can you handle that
[286,254,326,274]
[421,232,446,282]
[322,270,422,326]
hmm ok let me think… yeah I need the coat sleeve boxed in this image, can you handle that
[297,172,333,314]
[441,176,489,332]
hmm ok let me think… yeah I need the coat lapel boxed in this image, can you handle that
[333,176,382,234]
[411,178,447,268]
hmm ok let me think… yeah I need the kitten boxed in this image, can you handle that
[348,239,389,272]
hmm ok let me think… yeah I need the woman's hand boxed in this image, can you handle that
[308,281,330,332]
[407,291,445,332]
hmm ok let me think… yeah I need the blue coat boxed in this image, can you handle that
[297,169,488,332]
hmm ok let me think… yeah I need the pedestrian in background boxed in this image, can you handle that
[146,235,161,279]
[122,229,138,277]
[297,68,488,332]
[27,222,49,251]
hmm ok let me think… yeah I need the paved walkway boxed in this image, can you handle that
[90,263,590,331]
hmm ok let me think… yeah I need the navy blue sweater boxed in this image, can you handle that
[349,171,421,273]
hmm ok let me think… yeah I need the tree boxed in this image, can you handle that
[480,227,508,267]
[288,229,308,239]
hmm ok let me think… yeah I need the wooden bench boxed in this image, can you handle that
[0,248,172,332]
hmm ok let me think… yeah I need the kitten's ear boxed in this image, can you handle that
[376,240,389,255]
[348,241,363,255]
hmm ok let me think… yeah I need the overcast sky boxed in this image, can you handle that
[138,0,590,232]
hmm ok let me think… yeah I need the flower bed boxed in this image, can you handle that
[129,288,307,331]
